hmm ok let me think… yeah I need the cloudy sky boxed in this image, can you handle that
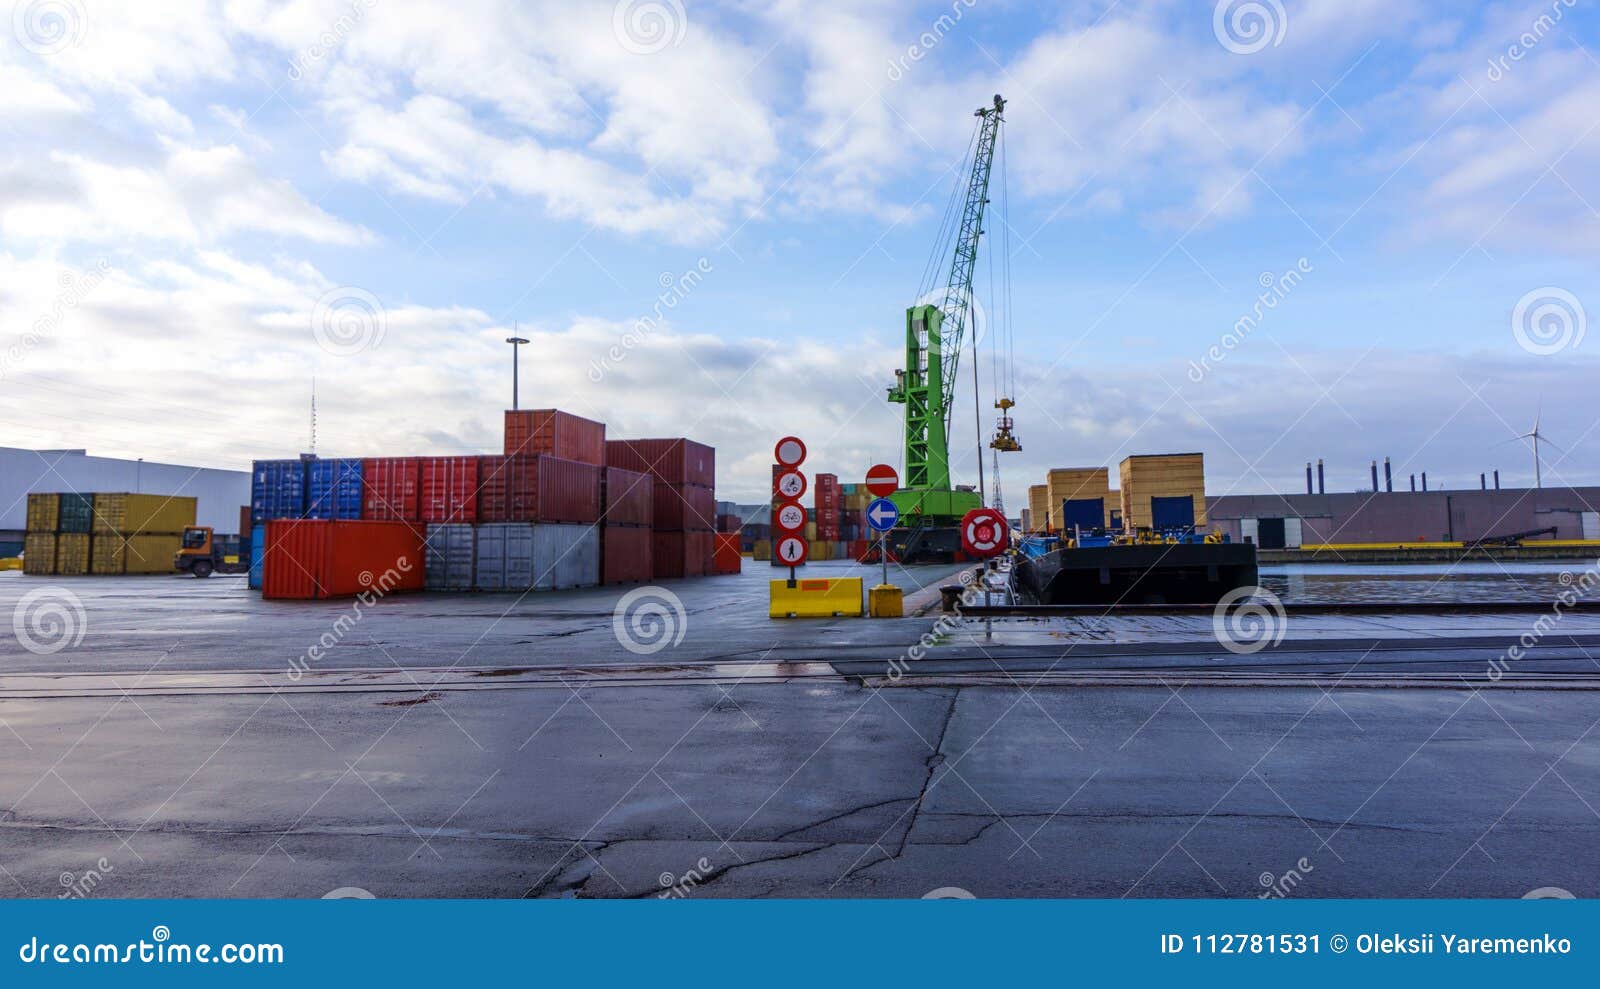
[1,0,1597,502]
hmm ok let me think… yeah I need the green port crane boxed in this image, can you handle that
[888,93,1009,525]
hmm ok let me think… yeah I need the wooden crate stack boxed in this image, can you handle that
[1118,454,1207,529]
[1046,467,1112,530]
[1027,485,1050,532]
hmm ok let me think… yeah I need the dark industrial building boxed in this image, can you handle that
[1207,486,1600,548]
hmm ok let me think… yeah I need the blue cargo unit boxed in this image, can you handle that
[1150,495,1197,532]
[248,522,266,589]
[306,458,364,519]
[251,459,308,521]
[1060,497,1105,532]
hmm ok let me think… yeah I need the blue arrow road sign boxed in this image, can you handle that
[866,497,899,532]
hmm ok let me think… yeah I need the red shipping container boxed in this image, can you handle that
[711,533,741,574]
[601,467,653,527]
[362,457,421,521]
[601,524,653,584]
[421,456,480,523]
[605,438,715,488]
[505,409,605,465]
[653,482,715,531]
[262,519,425,600]
[479,454,601,523]
[652,530,711,580]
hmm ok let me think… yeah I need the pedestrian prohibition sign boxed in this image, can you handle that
[775,535,808,566]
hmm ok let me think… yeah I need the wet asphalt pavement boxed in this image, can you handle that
[1,563,1597,898]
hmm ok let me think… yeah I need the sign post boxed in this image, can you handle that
[864,464,902,618]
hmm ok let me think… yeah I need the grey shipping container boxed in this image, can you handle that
[535,524,600,590]
[424,523,476,591]
[475,523,537,592]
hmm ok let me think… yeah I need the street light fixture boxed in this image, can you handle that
[506,331,530,410]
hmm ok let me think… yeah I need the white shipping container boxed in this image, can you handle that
[534,523,600,589]
[425,524,476,591]
[475,523,537,592]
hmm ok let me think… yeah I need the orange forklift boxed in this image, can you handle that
[174,527,249,578]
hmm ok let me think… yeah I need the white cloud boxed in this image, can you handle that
[1,145,369,245]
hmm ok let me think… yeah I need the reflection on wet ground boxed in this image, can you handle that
[1259,560,1599,604]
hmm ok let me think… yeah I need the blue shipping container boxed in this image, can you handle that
[251,460,307,521]
[306,458,364,519]
[248,522,265,590]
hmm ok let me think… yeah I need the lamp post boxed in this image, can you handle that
[506,332,530,410]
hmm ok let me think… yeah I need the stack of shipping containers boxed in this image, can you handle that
[90,494,197,574]
[24,492,193,576]
[812,473,840,560]
[1119,453,1207,531]
[601,465,653,584]
[606,438,714,580]
[246,410,721,598]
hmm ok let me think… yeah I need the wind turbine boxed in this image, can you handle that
[1501,405,1563,488]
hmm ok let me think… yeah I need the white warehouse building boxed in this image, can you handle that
[0,447,251,548]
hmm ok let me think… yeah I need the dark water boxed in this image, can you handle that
[1260,561,1599,604]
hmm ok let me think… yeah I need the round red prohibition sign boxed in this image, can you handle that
[773,502,806,532]
[775,535,808,566]
[865,463,899,498]
[774,436,807,468]
[773,469,807,501]
[961,507,1009,558]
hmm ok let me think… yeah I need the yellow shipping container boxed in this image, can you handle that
[1119,453,1207,530]
[844,492,871,511]
[92,493,198,536]
[752,540,772,561]
[23,533,57,574]
[91,533,183,574]
[809,540,832,560]
[804,521,817,541]
[56,532,91,575]
[26,493,59,533]
[1046,467,1113,529]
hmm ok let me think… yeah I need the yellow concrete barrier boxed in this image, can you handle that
[770,577,864,618]
[868,584,903,618]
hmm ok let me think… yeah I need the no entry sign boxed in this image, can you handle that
[865,464,899,498]
[961,507,1009,558]
[774,535,808,566]
[774,436,807,467]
